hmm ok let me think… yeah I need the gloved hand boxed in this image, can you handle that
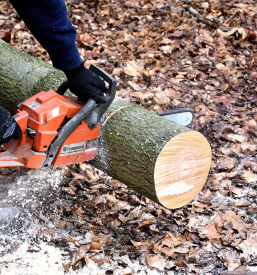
[64,63,106,103]
[0,106,21,144]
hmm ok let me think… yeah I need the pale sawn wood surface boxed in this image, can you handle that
[154,131,212,209]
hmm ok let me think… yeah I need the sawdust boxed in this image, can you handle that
[0,242,176,275]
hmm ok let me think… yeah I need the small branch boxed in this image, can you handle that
[150,5,170,11]
[158,75,188,93]
[74,198,97,218]
[0,13,17,27]
[0,260,29,267]
[73,198,122,240]
[246,99,257,104]
[104,222,121,240]
[185,6,218,28]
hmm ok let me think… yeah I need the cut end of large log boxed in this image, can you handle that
[154,131,211,209]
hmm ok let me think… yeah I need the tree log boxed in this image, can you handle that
[0,39,211,209]
[91,99,211,208]
[0,39,66,113]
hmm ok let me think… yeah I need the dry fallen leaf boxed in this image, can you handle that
[91,241,101,250]
[124,61,142,76]
[241,170,257,183]
[138,220,156,228]
[146,255,166,270]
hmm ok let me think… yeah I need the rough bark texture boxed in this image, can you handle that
[0,39,66,113]
[90,98,191,204]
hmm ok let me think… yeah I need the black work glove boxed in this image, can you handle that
[64,63,106,103]
[0,106,21,144]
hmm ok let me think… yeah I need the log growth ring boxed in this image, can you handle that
[154,131,211,209]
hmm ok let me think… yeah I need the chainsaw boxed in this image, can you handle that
[0,65,194,169]
[0,65,116,169]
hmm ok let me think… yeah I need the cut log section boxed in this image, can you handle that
[0,39,212,209]
[91,98,212,209]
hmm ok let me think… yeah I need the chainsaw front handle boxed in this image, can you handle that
[85,65,117,129]
[56,80,69,95]
[56,65,117,129]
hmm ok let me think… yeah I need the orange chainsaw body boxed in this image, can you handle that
[0,90,100,169]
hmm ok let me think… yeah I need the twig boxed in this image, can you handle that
[246,256,257,266]
[73,198,122,240]
[137,4,170,13]
[185,6,219,28]
[225,9,240,25]
[150,5,170,11]
[246,99,257,104]
[104,221,121,240]
[0,260,29,267]
[0,13,17,27]
[75,198,97,218]
[232,82,250,108]
[158,75,188,93]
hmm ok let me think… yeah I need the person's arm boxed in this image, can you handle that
[9,0,82,71]
[9,0,106,103]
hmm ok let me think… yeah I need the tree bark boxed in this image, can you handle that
[0,39,66,113]
[0,39,212,209]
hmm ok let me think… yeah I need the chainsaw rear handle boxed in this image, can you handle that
[56,64,117,129]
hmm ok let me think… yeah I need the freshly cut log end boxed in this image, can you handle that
[154,131,212,209]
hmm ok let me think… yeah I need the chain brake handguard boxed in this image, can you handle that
[57,65,117,129]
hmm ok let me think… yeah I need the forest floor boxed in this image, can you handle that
[1,0,257,274]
